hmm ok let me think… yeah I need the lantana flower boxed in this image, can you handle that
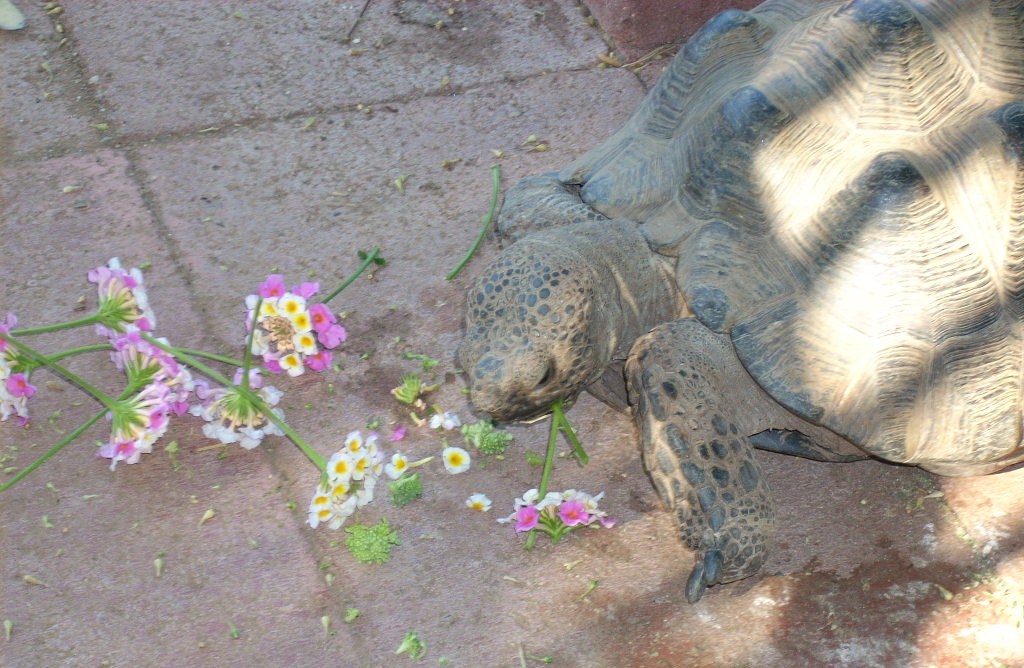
[0,356,32,425]
[87,258,156,335]
[385,452,409,480]
[429,411,461,431]
[245,276,346,376]
[498,488,615,543]
[307,430,385,530]
[465,493,492,512]
[94,333,196,469]
[442,445,471,474]
[98,382,173,469]
[189,370,284,450]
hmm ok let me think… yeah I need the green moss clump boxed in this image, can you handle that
[461,420,513,455]
[345,518,400,564]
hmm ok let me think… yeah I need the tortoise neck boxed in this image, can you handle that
[571,219,685,365]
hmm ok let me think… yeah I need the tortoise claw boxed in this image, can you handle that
[685,549,723,603]
[685,560,707,603]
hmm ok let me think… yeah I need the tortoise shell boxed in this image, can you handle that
[559,0,1024,474]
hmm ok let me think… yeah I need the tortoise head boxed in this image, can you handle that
[459,235,607,422]
[460,219,680,422]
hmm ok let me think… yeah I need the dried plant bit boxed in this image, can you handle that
[441,74,451,87]
[490,149,505,159]
[301,116,318,131]
[324,573,335,586]
[196,126,220,133]
[526,143,549,152]
[62,184,83,193]
[934,583,954,600]
[90,122,110,130]
[22,574,46,586]
[390,373,424,405]
[579,579,600,600]
[154,554,165,578]
[3,619,11,641]
[198,508,216,526]
[395,631,426,659]
[403,351,439,371]
[321,615,332,636]
[621,43,679,71]
[597,52,621,67]
[347,47,365,56]
[440,158,461,170]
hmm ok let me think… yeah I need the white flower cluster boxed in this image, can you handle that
[307,430,385,530]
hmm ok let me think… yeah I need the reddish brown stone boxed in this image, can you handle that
[584,0,762,60]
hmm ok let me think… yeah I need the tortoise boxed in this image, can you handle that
[458,0,1024,602]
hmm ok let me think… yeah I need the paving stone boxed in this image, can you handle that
[62,0,607,138]
[0,2,100,162]
[2,1,1023,667]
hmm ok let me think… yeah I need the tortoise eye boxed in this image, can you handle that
[535,360,555,390]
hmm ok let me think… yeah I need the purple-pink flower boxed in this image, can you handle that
[245,277,346,376]
[259,274,286,298]
[514,505,539,532]
[304,350,332,372]
[5,373,36,399]
[557,500,589,527]
[0,311,16,353]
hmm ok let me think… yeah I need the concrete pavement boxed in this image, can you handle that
[2,2,1022,666]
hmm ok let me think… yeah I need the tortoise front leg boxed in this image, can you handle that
[626,318,775,603]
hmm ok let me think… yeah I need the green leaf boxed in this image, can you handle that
[389,472,423,507]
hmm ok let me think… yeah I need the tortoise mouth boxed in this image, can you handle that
[468,384,580,424]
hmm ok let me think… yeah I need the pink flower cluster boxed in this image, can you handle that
[87,258,156,335]
[2,262,348,473]
[244,275,346,376]
[498,488,615,544]
[0,312,34,425]
[189,368,284,450]
[96,330,195,470]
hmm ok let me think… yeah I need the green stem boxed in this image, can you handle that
[141,334,327,471]
[9,312,106,336]
[0,407,108,493]
[0,333,118,410]
[319,248,382,305]
[174,348,245,368]
[240,297,261,392]
[44,344,113,363]
[525,399,562,551]
[553,400,588,466]
[446,164,502,281]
